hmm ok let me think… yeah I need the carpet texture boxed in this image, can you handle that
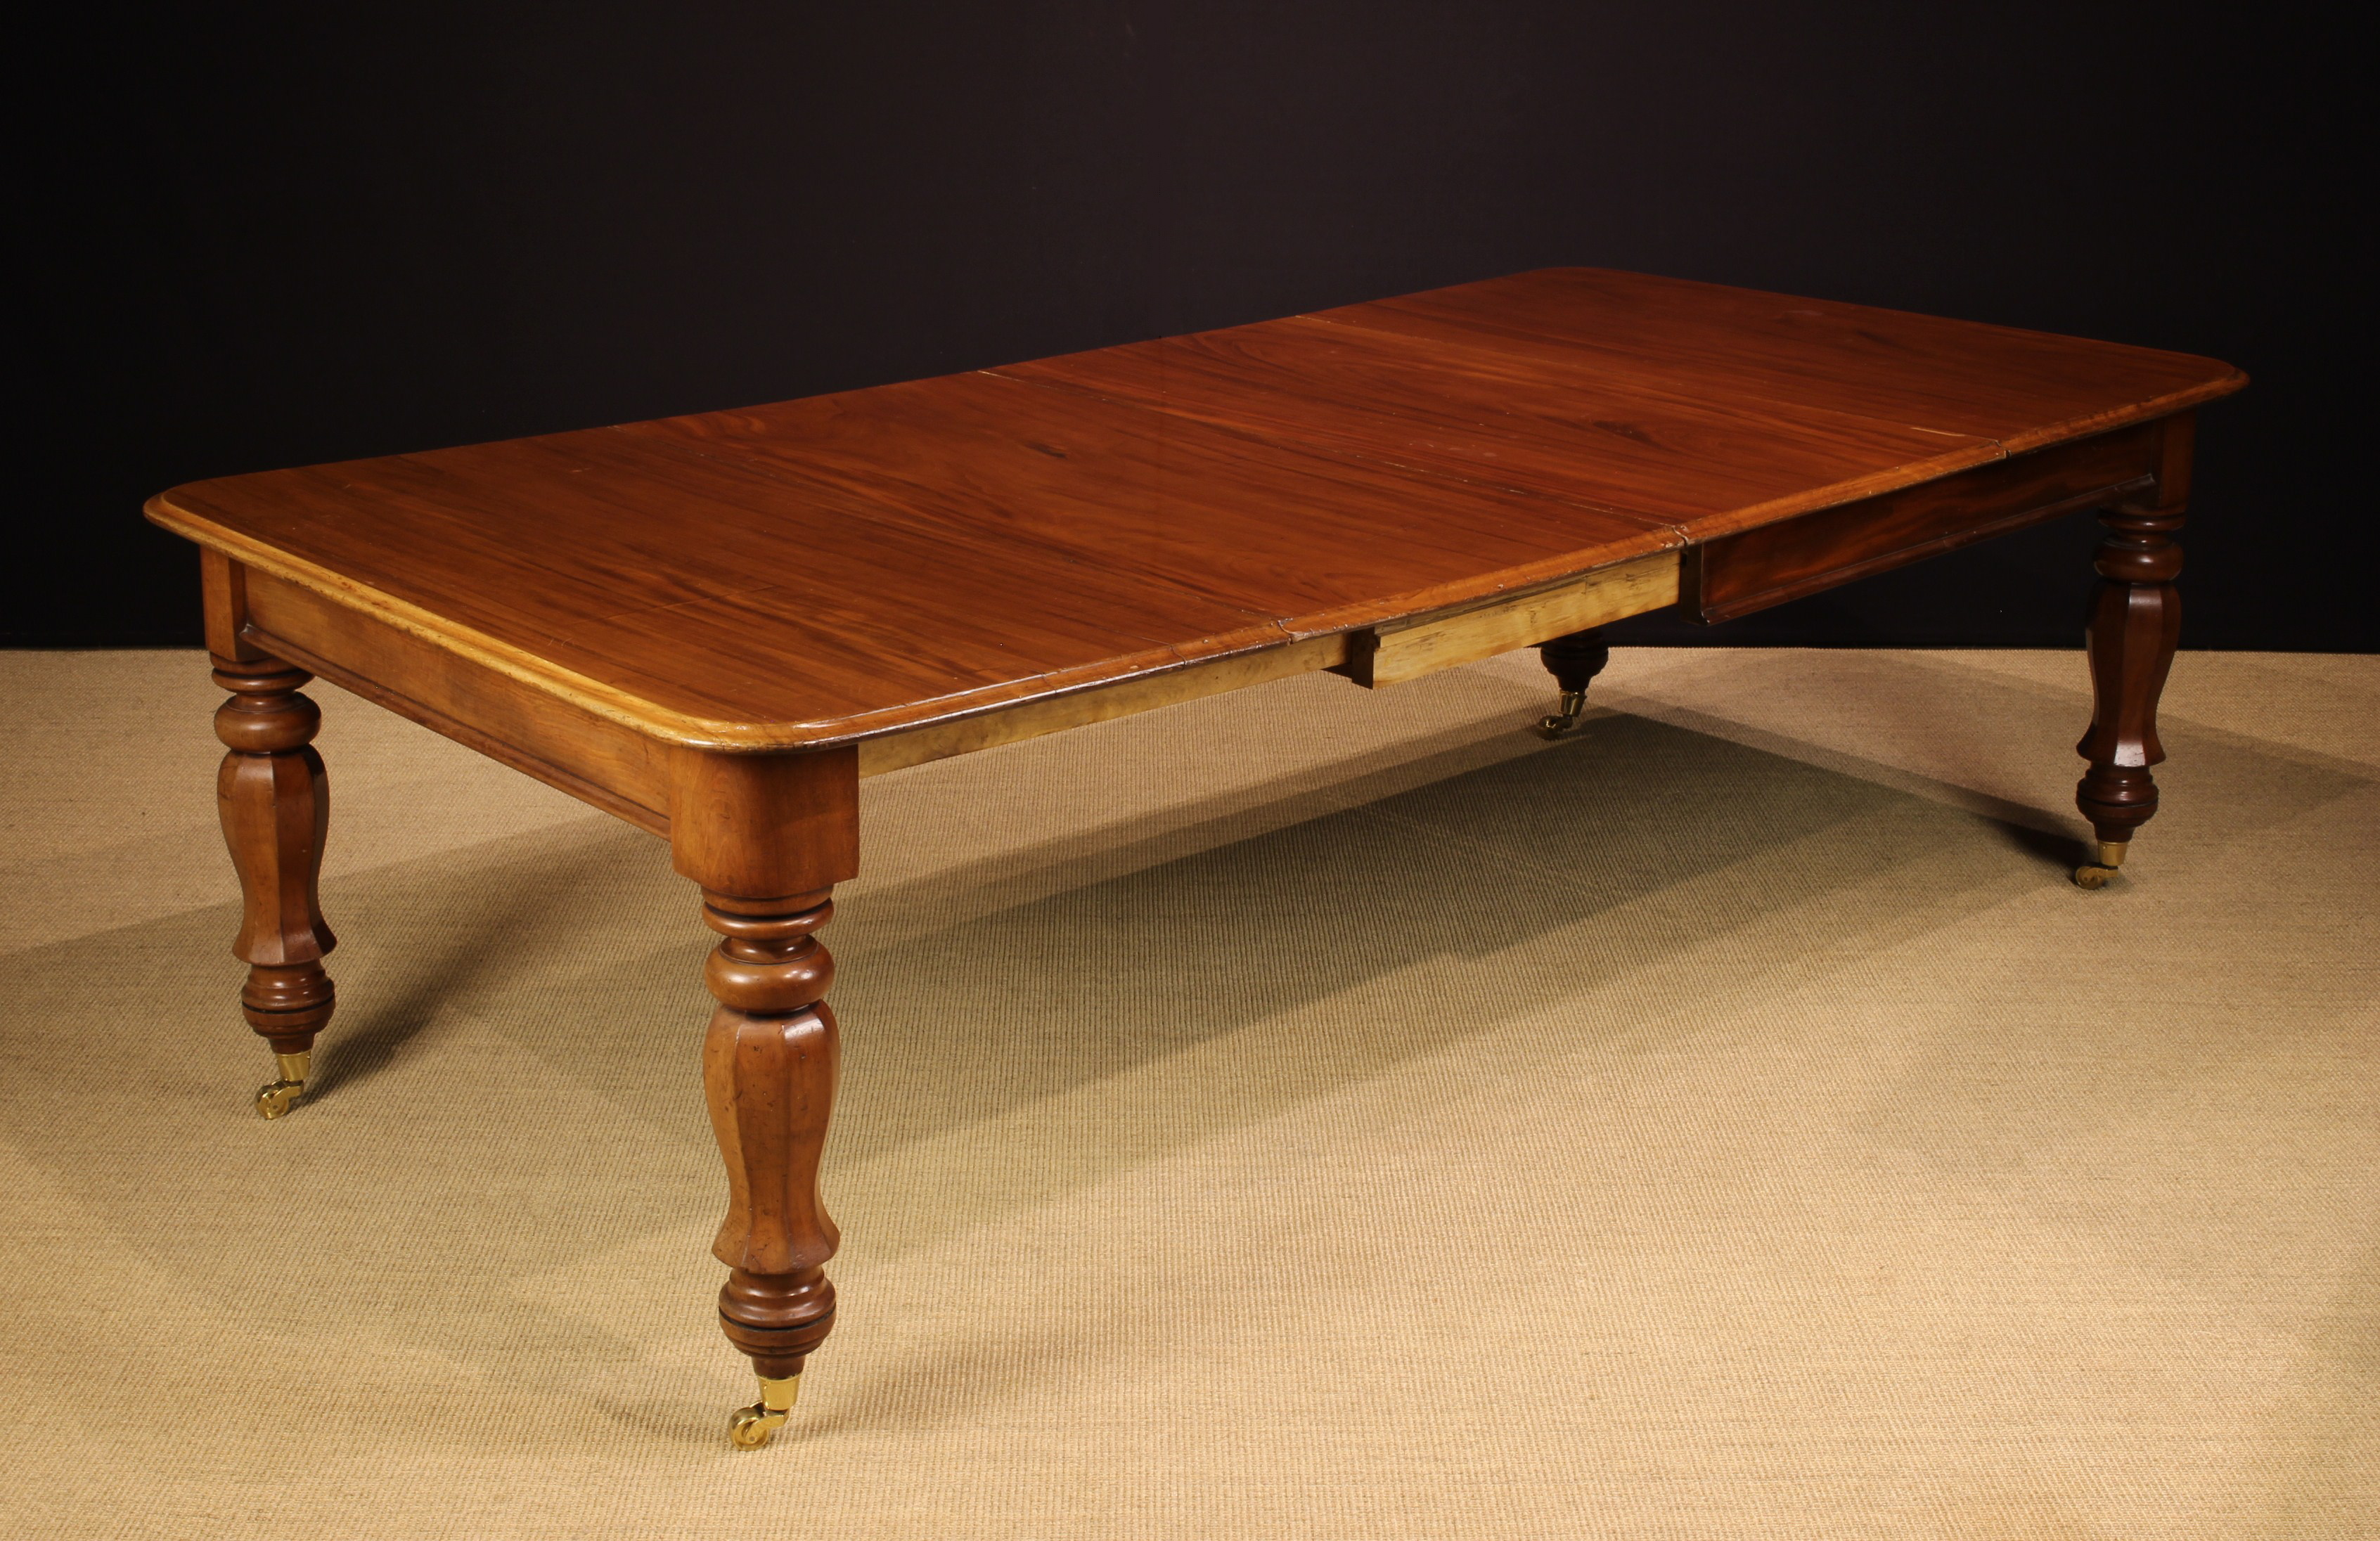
[1,647,2373,1540]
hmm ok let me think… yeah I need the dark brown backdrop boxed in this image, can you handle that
[17,1,2366,648]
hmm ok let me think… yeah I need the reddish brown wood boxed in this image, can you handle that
[151,377,1674,744]
[146,267,2244,752]
[670,746,859,1383]
[2076,419,2192,851]
[702,887,842,1380]
[1320,267,2244,454]
[242,565,675,834]
[999,315,1999,532]
[669,747,861,898]
[212,652,337,1055]
[1686,421,2163,621]
[139,269,2249,1429]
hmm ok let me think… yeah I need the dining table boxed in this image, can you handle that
[145,265,2244,1446]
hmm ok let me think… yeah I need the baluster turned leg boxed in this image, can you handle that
[704,888,842,1449]
[213,653,337,1116]
[670,744,859,1448]
[1534,627,1612,740]
[2073,496,2185,889]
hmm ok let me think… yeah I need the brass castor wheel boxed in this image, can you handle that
[727,1405,781,1449]
[255,1050,311,1119]
[728,1374,799,1449]
[1533,690,1588,741]
[2072,839,2129,891]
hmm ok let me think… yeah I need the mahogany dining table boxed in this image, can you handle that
[146,266,2244,1447]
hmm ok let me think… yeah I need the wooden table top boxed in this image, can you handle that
[148,268,2242,749]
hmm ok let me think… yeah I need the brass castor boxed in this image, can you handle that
[1533,690,1589,740]
[2073,839,2129,890]
[255,1050,311,1119]
[728,1374,800,1449]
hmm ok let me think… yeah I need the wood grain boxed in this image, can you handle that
[1320,267,2244,456]
[241,565,674,832]
[150,375,1673,747]
[1339,551,1679,688]
[670,747,859,901]
[998,315,2001,534]
[152,266,2248,1430]
[1687,422,2165,622]
[700,887,842,1381]
[859,632,1351,776]
[210,648,337,1057]
[678,757,859,1383]
[146,267,2244,752]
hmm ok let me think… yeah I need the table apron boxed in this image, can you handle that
[224,411,2182,826]
[240,567,676,834]
[1685,418,2170,623]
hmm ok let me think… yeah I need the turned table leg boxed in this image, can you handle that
[213,652,337,1116]
[1533,627,1612,740]
[703,887,842,1447]
[2073,472,2187,889]
[671,745,859,1447]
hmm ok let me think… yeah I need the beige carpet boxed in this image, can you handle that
[1,646,2373,1540]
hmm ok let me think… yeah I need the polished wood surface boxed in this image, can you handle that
[205,554,338,1059]
[149,266,2241,1435]
[1320,268,2239,459]
[151,373,1673,748]
[1687,418,2167,622]
[1002,309,2002,537]
[213,655,337,1055]
[146,267,2241,752]
[674,751,859,1392]
[2076,418,2194,851]
[240,562,676,832]
[701,887,842,1381]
